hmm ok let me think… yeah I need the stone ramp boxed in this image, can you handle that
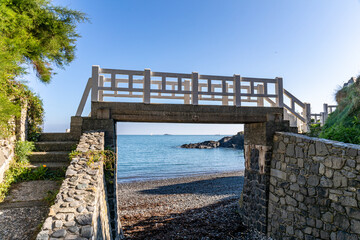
[0,180,59,240]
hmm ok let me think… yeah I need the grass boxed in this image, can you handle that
[319,79,360,144]
[0,141,65,202]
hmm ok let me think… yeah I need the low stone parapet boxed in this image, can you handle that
[268,132,360,239]
[36,131,113,239]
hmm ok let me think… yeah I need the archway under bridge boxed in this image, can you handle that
[69,101,292,235]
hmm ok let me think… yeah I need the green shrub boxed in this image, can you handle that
[319,78,360,144]
[307,123,322,138]
[320,117,360,144]
[15,141,34,163]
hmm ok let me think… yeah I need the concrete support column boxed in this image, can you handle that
[241,120,289,234]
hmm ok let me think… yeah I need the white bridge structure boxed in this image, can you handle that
[76,65,314,132]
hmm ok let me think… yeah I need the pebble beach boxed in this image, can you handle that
[117,171,269,240]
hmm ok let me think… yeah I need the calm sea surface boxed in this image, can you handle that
[117,135,244,183]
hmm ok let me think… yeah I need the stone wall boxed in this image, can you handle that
[36,131,113,239]
[268,132,360,239]
[0,136,16,183]
[0,103,27,183]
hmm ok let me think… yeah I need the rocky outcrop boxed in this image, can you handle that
[181,132,244,149]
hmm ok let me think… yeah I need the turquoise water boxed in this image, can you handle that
[117,135,244,182]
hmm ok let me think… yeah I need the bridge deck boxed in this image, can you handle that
[91,102,284,124]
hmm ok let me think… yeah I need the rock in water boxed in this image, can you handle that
[181,132,244,149]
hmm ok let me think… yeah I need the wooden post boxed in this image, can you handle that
[91,65,100,102]
[143,68,151,104]
[234,74,241,107]
[276,77,284,107]
[192,72,199,105]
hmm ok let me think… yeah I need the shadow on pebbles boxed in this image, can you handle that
[117,171,271,240]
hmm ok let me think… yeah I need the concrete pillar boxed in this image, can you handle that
[241,120,289,234]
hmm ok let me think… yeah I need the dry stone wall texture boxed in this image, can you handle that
[268,132,360,240]
[36,131,112,240]
[0,136,16,183]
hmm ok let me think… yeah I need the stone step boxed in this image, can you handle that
[38,133,78,142]
[34,141,77,152]
[29,151,70,163]
[28,162,69,170]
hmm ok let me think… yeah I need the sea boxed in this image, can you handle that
[117,135,245,183]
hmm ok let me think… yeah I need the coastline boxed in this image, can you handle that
[117,171,249,239]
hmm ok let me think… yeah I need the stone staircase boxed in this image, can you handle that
[29,133,79,170]
[0,132,80,239]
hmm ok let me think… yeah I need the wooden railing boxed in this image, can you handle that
[76,66,311,132]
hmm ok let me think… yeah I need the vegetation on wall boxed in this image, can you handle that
[0,0,87,138]
[319,78,360,144]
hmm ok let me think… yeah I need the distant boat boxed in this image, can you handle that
[164,134,171,135]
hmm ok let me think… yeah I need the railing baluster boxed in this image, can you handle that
[91,65,100,102]
[162,76,166,91]
[99,75,104,101]
[276,77,284,107]
[208,79,211,93]
[178,77,182,91]
[111,72,116,90]
[129,75,133,89]
[144,68,151,104]
[184,80,190,104]
[234,74,241,107]
[264,82,268,95]
[250,81,254,95]
[192,72,199,105]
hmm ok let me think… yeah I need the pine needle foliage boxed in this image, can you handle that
[0,0,87,138]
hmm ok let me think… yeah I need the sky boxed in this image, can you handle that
[26,0,360,135]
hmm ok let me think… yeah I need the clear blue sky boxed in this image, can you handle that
[26,0,360,134]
